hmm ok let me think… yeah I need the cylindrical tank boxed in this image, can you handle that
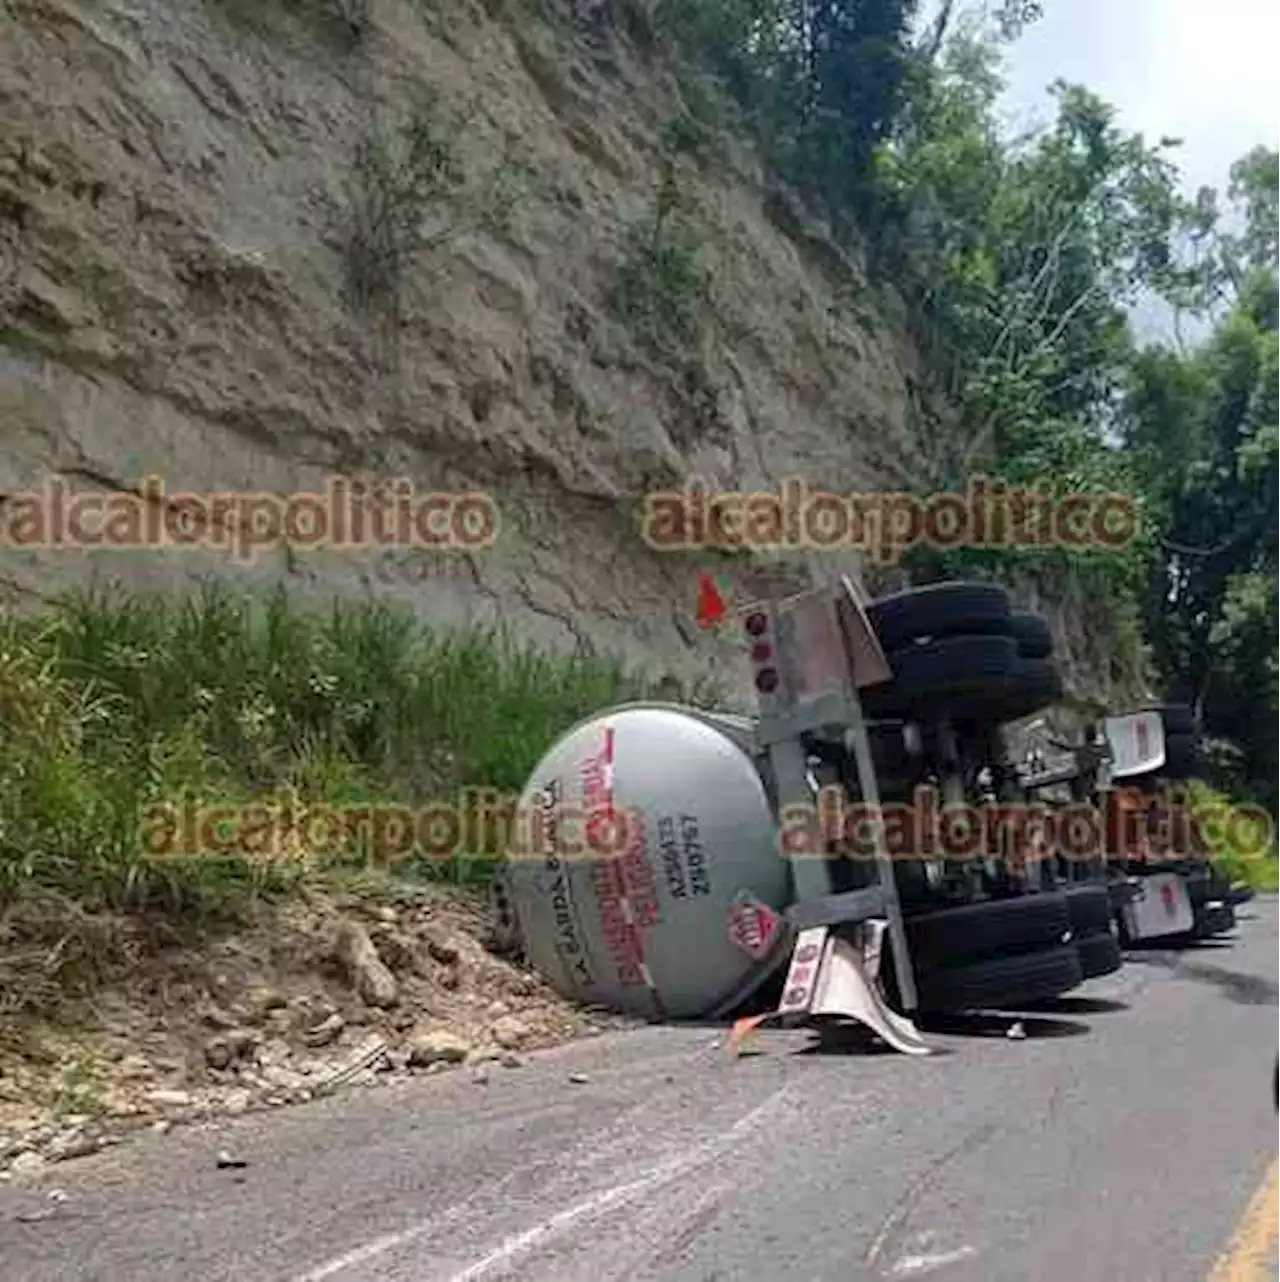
[504,704,791,1019]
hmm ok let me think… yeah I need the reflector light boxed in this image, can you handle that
[756,668,780,694]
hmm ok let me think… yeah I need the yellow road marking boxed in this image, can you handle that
[1208,1155,1280,1282]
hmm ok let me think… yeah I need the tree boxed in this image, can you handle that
[654,0,919,225]
[1121,149,1279,806]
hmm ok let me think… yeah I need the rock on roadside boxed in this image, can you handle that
[331,921,399,1009]
[407,1031,471,1068]
[490,1016,533,1050]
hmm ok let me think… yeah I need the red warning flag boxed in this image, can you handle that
[695,572,730,630]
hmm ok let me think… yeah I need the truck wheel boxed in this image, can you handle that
[1063,884,1113,936]
[913,945,1084,1012]
[1010,612,1053,659]
[962,655,1062,725]
[1075,931,1122,979]
[905,893,1070,967]
[1153,703,1197,735]
[1184,867,1214,905]
[992,656,1063,723]
[868,723,925,781]
[867,582,1012,651]
[862,635,1018,717]
[1192,902,1236,938]
[1162,732,1204,779]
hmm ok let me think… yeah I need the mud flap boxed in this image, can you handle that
[728,923,931,1057]
[1122,871,1196,940]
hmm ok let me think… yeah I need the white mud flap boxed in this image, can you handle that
[1122,872,1195,940]
[728,923,931,1057]
[1105,710,1167,778]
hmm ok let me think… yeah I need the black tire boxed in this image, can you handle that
[905,893,1071,968]
[1063,884,1113,936]
[1010,612,1053,659]
[974,655,1063,724]
[1075,931,1122,979]
[1153,703,1197,735]
[1163,731,1204,779]
[1192,902,1236,938]
[1184,866,1226,906]
[863,635,1018,716]
[868,723,920,780]
[867,582,1012,652]
[914,945,1084,1013]
[990,656,1061,728]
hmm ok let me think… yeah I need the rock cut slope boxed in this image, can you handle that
[0,0,927,690]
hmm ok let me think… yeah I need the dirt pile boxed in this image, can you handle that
[0,883,627,1181]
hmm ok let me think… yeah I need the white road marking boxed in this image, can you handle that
[445,1156,702,1282]
[889,1245,979,1276]
[294,1085,796,1282]
[446,1086,796,1282]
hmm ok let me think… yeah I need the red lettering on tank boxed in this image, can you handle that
[589,846,649,986]
[619,819,661,928]
[580,731,615,817]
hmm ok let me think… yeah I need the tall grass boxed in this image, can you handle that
[0,584,715,1013]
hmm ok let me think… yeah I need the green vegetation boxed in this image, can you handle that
[51,1053,110,1120]
[0,586,701,1014]
[0,325,48,357]
[345,93,528,312]
[7,1,1271,1027]
[648,0,1276,815]
[1184,781,1280,892]
[1122,152,1279,814]
[344,93,471,311]
[652,0,919,234]
[614,159,710,358]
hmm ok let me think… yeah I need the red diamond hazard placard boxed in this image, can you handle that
[728,893,781,960]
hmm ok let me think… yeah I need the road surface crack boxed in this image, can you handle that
[863,1121,999,1275]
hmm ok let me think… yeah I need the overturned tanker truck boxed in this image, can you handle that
[489,580,1121,1054]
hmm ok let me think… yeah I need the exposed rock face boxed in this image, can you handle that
[0,0,927,698]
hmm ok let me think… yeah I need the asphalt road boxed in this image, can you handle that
[2,899,1276,1282]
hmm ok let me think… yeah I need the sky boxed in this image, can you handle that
[998,0,1279,204]
[917,0,1279,342]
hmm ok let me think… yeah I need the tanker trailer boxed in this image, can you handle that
[494,580,1089,1045]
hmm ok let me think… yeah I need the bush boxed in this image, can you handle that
[1183,780,1279,892]
[0,584,714,1013]
[614,163,710,358]
[345,94,470,311]
[345,95,529,312]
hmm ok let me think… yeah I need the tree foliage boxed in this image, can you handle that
[651,0,1276,801]
[1121,155,1279,809]
[653,0,919,231]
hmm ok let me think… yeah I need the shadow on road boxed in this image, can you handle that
[1018,995,1130,1016]
[763,1012,1094,1060]
[1125,937,1236,953]
[1123,952,1278,1006]
[919,1011,1091,1040]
